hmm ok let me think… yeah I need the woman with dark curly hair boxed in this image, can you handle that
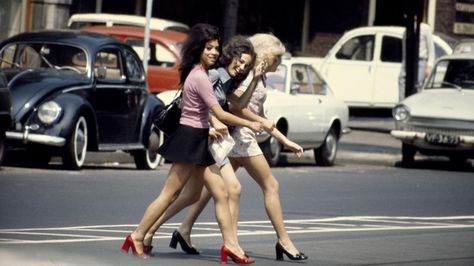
[139,34,264,258]
[120,24,260,264]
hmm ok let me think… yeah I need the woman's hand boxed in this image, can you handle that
[209,128,223,140]
[253,60,267,79]
[284,140,304,157]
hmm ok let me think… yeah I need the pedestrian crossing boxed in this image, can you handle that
[1,216,473,244]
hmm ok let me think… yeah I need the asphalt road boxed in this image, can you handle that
[1,126,473,266]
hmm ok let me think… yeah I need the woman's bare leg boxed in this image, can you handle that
[233,155,300,255]
[177,163,241,249]
[130,163,194,254]
[143,175,204,246]
[201,164,245,256]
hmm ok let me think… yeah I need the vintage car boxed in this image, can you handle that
[391,53,474,165]
[0,30,165,170]
[81,25,187,94]
[257,56,350,166]
[299,26,452,108]
[68,13,189,33]
[156,56,350,167]
[0,73,12,166]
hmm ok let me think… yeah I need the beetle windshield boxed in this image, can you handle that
[0,42,88,75]
[425,59,474,90]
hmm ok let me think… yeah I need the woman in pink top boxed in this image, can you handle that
[120,23,261,264]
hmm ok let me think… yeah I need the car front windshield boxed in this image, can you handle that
[266,65,287,92]
[0,42,88,75]
[425,59,474,90]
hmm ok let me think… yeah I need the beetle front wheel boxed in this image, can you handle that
[63,116,88,170]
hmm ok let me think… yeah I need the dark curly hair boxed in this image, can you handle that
[218,35,256,90]
[179,23,221,85]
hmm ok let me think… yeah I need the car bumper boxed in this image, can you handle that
[391,130,474,150]
[6,131,66,147]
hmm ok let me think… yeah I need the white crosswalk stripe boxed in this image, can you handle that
[1,216,473,244]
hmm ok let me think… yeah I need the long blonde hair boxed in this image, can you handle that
[248,33,286,64]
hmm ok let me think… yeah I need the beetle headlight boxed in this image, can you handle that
[38,101,62,124]
[392,104,410,121]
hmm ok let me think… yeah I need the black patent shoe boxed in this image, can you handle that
[275,242,308,261]
[169,230,200,255]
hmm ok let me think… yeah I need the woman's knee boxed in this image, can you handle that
[228,181,241,200]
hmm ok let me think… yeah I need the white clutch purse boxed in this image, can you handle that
[209,133,235,166]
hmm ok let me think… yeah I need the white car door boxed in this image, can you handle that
[286,64,325,146]
[371,33,403,107]
[321,34,376,107]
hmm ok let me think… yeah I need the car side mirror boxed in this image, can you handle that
[290,83,299,94]
[95,66,107,79]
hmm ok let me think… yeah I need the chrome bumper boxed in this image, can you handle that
[390,130,474,144]
[6,131,66,147]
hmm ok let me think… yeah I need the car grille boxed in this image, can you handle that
[397,117,474,137]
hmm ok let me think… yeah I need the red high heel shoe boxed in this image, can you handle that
[120,234,150,259]
[220,245,255,264]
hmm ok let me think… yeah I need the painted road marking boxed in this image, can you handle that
[0,216,473,244]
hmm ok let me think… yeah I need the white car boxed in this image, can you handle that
[391,53,474,166]
[257,57,350,166]
[300,26,452,108]
[68,13,189,33]
[156,57,350,167]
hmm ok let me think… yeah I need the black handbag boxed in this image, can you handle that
[155,92,182,136]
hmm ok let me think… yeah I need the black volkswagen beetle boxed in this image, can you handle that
[0,30,165,170]
[0,73,12,166]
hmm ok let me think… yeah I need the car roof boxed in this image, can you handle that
[68,13,189,32]
[80,25,188,46]
[0,30,122,53]
[437,52,474,60]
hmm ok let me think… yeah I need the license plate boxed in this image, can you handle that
[425,133,459,145]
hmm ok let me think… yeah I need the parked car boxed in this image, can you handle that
[257,56,350,166]
[453,39,474,54]
[156,56,350,167]
[0,30,165,170]
[390,53,474,166]
[300,26,452,108]
[81,25,186,94]
[0,73,12,166]
[68,13,189,33]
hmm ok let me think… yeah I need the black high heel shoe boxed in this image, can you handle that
[169,230,200,255]
[275,242,308,261]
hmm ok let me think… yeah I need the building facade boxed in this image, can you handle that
[1,0,473,56]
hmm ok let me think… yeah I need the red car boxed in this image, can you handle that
[81,26,187,94]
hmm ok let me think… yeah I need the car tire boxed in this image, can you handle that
[401,143,416,166]
[449,156,468,166]
[63,116,88,170]
[133,126,162,170]
[314,127,338,166]
[261,135,281,167]
[0,134,5,166]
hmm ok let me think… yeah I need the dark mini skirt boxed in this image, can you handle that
[158,124,215,166]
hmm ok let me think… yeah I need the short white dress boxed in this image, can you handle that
[228,75,267,158]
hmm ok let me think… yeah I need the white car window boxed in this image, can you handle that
[336,35,375,61]
[291,64,313,94]
[266,65,286,92]
[381,36,402,63]
[124,38,176,68]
